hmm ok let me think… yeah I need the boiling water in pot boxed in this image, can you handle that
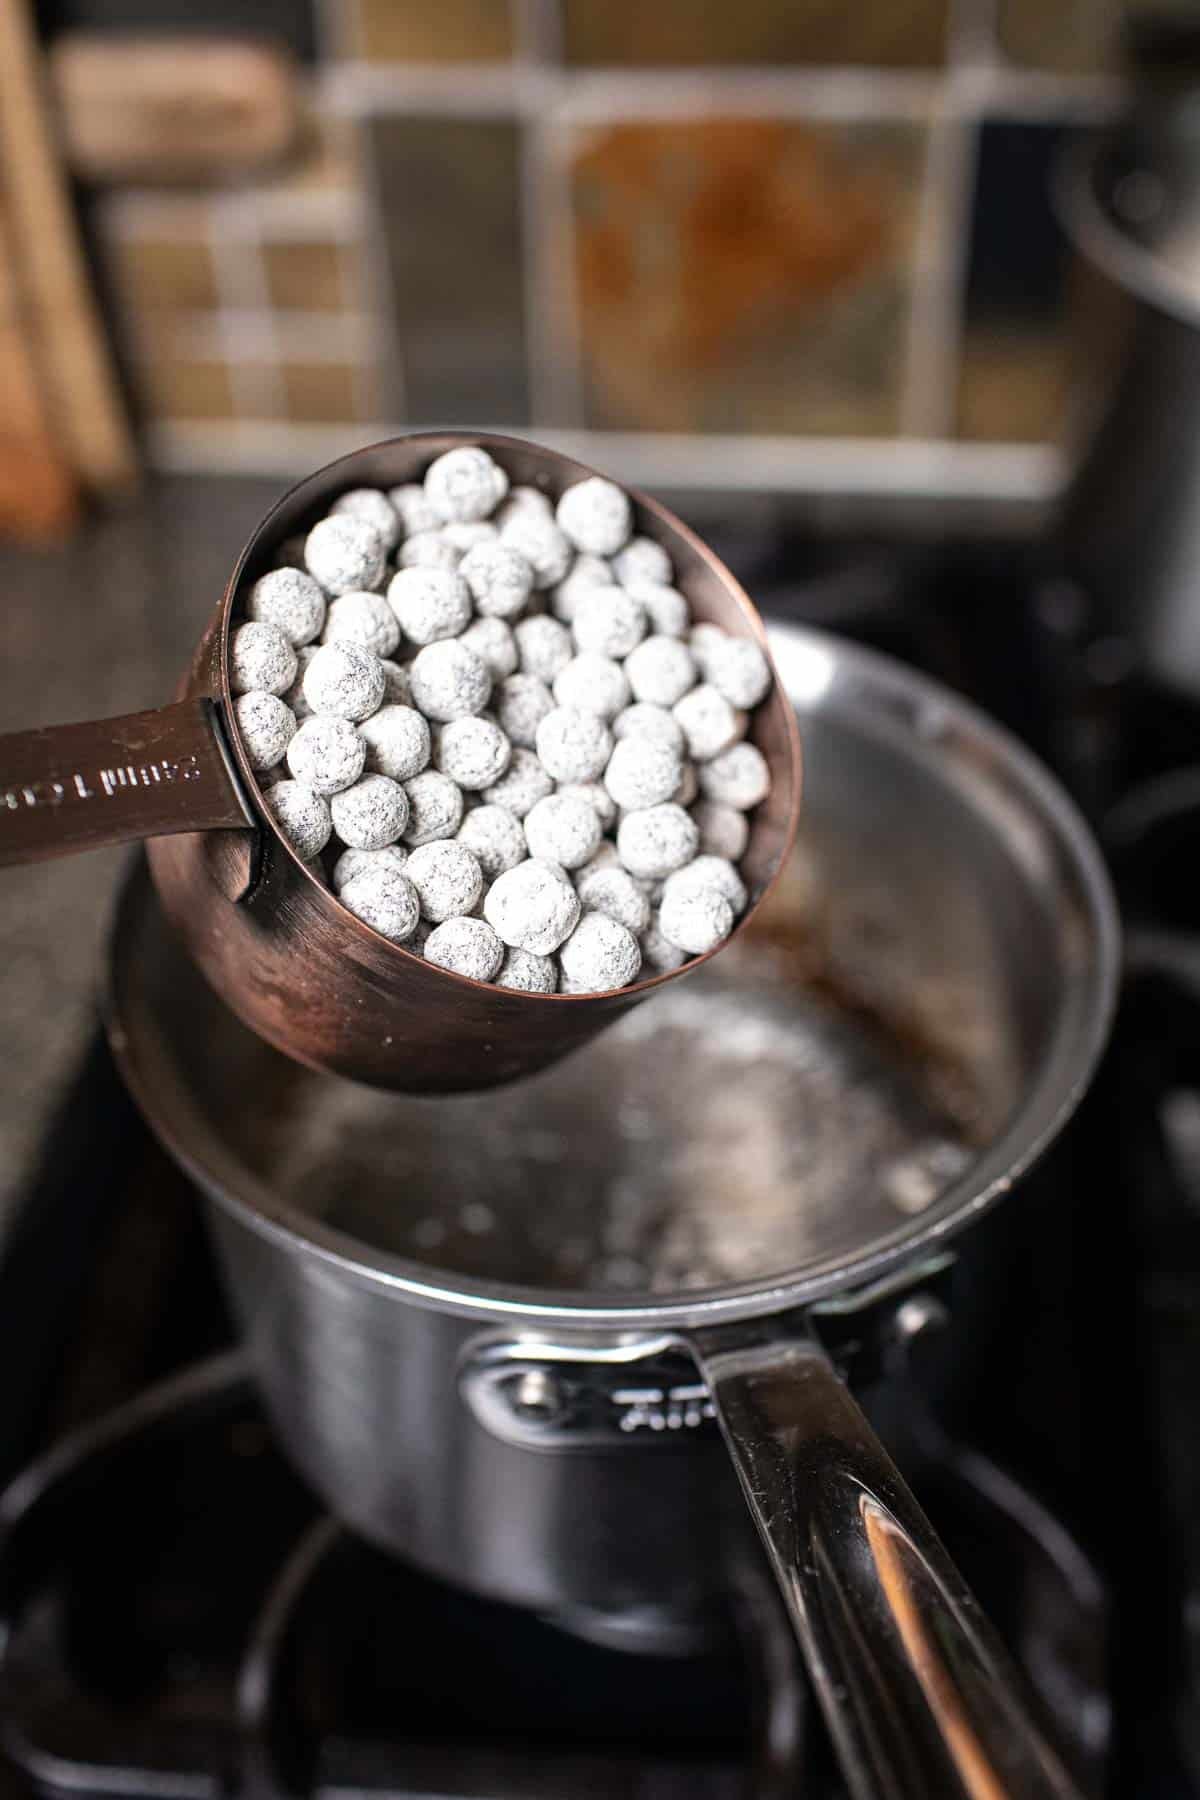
[254,850,1001,1295]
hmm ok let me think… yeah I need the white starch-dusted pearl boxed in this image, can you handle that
[575,862,651,934]
[603,735,682,811]
[578,839,621,874]
[612,702,685,755]
[672,684,745,761]
[305,514,386,596]
[495,946,557,992]
[282,645,318,722]
[700,632,772,709]
[572,587,646,660]
[494,673,554,748]
[556,476,632,557]
[286,714,366,795]
[424,915,503,982]
[266,779,331,860]
[441,519,498,553]
[622,578,689,639]
[690,622,726,663]
[500,512,572,589]
[387,566,471,646]
[556,779,617,831]
[460,616,517,679]
[409,640,491,722]
[358,704,430,781]
[303,641,386,722]
[640,912,688,973]
[494,484,553,528]
[456,803,526,877]
[405,840,483,922]
[402,770,464,845]
[397,531,462,574]
[330,773,409,850]
[617,803,699,880]
[379,659,411,707]
[425,446,508,522]
[692,799,749,861]
[552,654,630,720]
[558,912,641,993]
[481,747,552,818]
[247,568,327,647]
[658,882,734,955]
[332,843,408,891]
[549,562,613,628]
[515,614,573,683]
[663,854,747,914]
[484,858,581,955]
[339,863,420,942]
[611,535,672,588]
[524,792,602,870]
[625,635,696,707]
[323,590,401,660]
[435,716,511,789]
[388,483,441,537]
[698,742,770,810]
[535,705,613,783]
[331,487,401,552]
[230,621,297,697]
[459,542,533,620]
[236,692,295,771]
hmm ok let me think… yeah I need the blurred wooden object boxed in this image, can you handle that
[0,0,136,508]
[0,194,79,539]
[50,35,300,184]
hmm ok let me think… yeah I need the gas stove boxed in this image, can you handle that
[1,528,1197,1797]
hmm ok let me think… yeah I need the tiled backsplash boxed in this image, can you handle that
[88,0,1134,501]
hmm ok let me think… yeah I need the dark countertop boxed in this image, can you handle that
[0,477,283,1235]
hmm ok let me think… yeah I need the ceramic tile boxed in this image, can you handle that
[354,0,513,62]
[571,118,925,436]
[142,357,236,421]
[280,361,364,422]
[563,0,949,67]
[263,241,350,311]
[370,117,527,424]
[109,236,219,315]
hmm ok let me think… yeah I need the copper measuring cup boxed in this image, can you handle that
[0,433,801,1092]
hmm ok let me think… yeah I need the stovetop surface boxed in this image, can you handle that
[2,526,1200,1796]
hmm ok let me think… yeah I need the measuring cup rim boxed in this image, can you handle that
[213,430,803,1006]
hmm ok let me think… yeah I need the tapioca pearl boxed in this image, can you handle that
[535,705,613,783]
[304,514,387,596]
[555,476,633,557]
[235,692,296,771]
[697,741,770,810]
[302,641,386,722]
[424,446,508,522]
[434,716,511,790]
[610,535,673,589]
[499,512,573,589]
[456,804,527,878]
[332,844,408,892]
[246,567,327,647]
[624,635,697,708]
[441,519,499,553]
[611,702,685,756]
[514,614,573,683]
[689,622,728,666]
[330,773,409,850]
[672,684,746,761]
[331,487,401,552]
[552,654,630,721]
[621,578,689,639]
[387,567,471,646]
[408,640,491,721]
[480,747,553,819]
[658,882,734,955]
[662,854,747,915]
[424,915,504,982]
[495,946,558,992]
[603,736,682,812]
[571,587,647,660]
[402,770,464,845]
[458,542,534,621]
[703,633,772,709]
[494,673,555,748]
[494,485,554,529]
[640,911,688,974]
[575,863,651,934]
[549,556,615,624]
[265,779,331,860]
[396,530,463,574]
[557,911,641,994]
[387,483,442,537]
[322,590,401,660]
[460,615,518,679]
[524,793,603,870]
[230,621,297,697]
[616,803,699,880]
[691,798,749,861]
[556,780,617,832]
[405,840,484,923]
[338,863,421,942]
[282,645,318,722]
[357,704,430,782]
[484,858,581,955]
[286,714,366,795]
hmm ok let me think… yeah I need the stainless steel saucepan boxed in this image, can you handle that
[106,624,1119,1799]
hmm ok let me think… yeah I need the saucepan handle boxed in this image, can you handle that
[690,1331,1080,1800]
[0,698,253,867]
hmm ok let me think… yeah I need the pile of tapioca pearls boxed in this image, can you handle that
[230,446,773,995]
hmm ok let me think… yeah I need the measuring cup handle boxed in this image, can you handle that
[690,1332,1080,1800]
[0,698,254,866]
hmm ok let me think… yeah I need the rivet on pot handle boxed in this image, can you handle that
[690,1328,1080,1800]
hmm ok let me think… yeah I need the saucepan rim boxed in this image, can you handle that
[109,624,1120,1331]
